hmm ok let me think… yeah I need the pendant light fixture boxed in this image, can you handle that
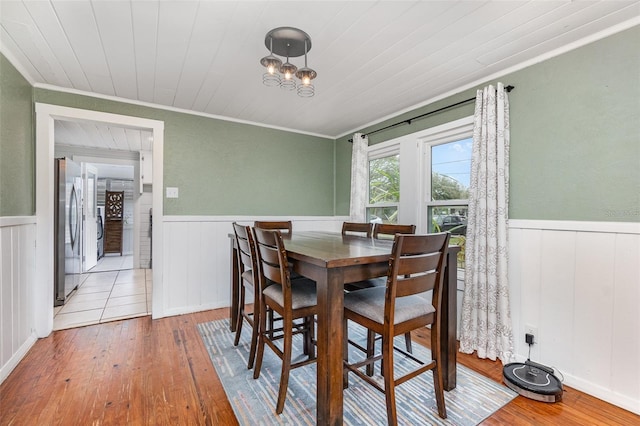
[260,36,282,87]
[260,27,317,97]
[279,52,297,91]
[295,39,316,97]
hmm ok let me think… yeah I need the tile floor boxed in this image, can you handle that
[53,255,152,331]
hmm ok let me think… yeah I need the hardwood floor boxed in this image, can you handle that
[1,308,638,425]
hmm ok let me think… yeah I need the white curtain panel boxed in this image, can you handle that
[349,133,368,222]
[459,83,514,363]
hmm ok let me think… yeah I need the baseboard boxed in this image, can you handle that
[562,373,640,415]
[509,354,638,415]
[0,333,38,385]
[162,301,229,318]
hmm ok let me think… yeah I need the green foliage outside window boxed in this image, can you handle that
[369,155,399,204]
[431,172,469,200]
[368,155,400,223]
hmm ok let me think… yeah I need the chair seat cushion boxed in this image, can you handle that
[263,278,317,310]
[344,287,434,325]
[241,270,254,286]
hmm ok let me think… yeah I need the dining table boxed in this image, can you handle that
[229,230,460,425]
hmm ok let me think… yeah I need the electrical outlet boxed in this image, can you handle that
[525,324,538,343]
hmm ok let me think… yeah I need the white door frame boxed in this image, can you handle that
[35,103,165,337]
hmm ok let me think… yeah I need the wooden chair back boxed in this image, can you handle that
[232,222,258,280]
[385,233,450,319]
[341,222,373,238]
[372,223,416,239]
[231,222,263,368]
[254,220,293,234]
[252,228,292,300]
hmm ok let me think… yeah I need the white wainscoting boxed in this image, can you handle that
[0,217,37,384]
[161,216,345,318]
[508,219,640,415]
[5,214,638,415]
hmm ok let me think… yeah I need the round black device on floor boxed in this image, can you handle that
[503,360,563,402]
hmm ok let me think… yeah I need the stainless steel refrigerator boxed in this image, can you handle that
[54,158,83,306]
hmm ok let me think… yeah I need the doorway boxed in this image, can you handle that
[35,103,165,337]
[51,158,149,330]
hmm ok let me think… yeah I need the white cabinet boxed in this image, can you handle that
[139,150,153,193]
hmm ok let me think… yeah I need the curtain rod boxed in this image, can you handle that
[348,85,514,142]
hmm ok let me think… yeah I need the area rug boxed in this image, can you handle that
[197,319,516,425]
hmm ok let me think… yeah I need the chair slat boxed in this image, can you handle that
[373,223,416,239]
[342,222,373,238]
[395,272,437,298]
[395,252,441,276]
[254,220,293,234]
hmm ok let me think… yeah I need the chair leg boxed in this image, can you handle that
[301,317,311,356]
[431,324,447,419]
[276,317,293,414]
[252,300,268,380]
[382,334,397,426]
[268,309,275,339]
[366,331,410,374]
[432,363,447,419]
[247,300,259,369]
[404,331,413,353]
[366,329,376,376]
[233,284,245,346]
[305,316,316,359]
[343,317,350,389]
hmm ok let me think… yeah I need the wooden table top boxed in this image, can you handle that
[282,231,394,268]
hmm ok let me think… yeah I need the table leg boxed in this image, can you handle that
[229,238,239,332]
[441,247,460,391]
[314,268,345,426]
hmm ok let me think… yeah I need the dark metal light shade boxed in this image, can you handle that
[280,60,297,80]
[260,54,282,75]
[279,60,297,90]
[295,67,316,85]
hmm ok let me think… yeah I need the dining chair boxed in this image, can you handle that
[341,221,373,238]
[231,222,262,369]
[254,220,302,290]
[252,227,318,414]
[372,223,416,239]
[346,223,418,356]
[254,220,293,234]
[343,232,451,425]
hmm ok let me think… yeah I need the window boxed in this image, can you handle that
[366,144,400,224]
[422,119,473,269]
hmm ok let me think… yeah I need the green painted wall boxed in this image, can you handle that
[336,26,640,222]
[506,27,639,222]
[0,54,34,216]
[33,90,335,216]
[7,26,639,221]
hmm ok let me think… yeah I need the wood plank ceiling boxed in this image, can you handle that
[1,0,639,150]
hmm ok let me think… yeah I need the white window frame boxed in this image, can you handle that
[366,140,400,222]
[418,116,474,233]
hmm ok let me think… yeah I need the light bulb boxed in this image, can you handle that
[302,76,310,85]
[268,65,275,74]
[285,71,292,80]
